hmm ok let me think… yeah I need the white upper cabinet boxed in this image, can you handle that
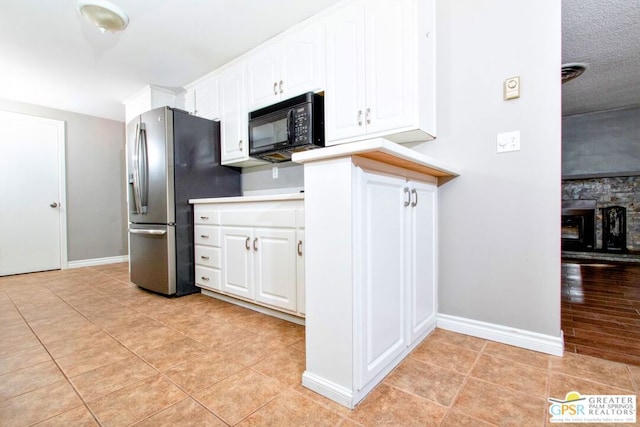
[325,0,435,145]
[246,23,325,112]
[184,73,219,120]
[123,85,176,124]
[219,61,269,167]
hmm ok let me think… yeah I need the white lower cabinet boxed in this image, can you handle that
[356,169,436,388]
[222,226,297,312]
[299,150,444,409]
[296,229,306,315]
[221,226,254,299]
[193,198,305,318]
[254,228,297,311]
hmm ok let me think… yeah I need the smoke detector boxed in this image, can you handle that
[561,63,587,84]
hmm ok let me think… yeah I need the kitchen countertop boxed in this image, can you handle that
[292,137,460,178]
[189,192,304,204]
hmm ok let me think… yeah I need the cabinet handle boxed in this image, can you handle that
[239,139,243,151]
[200,234,209,239]
[200,255,210,260]
[357,110,363,126]
[201,276,210,281]
[245,237,251,250]
[200,216,209,220]
[297,240,303,256]
[366,108,371,124]
[279,80,284,94]
[411,188,418,207]
[253,237,258,251]
[403,187,410,207]
[273,82,278,95]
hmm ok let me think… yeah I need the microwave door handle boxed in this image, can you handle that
[287,109,294,144]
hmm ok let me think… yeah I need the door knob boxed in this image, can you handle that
[50,202,58,208]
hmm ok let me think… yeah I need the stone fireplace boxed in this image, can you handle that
[562,176,639,253]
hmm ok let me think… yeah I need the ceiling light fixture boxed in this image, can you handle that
[561,63,587,84]
[77,0,129,33]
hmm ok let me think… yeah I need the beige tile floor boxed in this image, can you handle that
[0,263,638,426]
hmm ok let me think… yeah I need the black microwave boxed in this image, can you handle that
[248,92,325,162]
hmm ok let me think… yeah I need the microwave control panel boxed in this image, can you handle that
[293,106,310,143]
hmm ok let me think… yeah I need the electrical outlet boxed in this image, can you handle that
[272,166,278,179]
[497,131,520,153]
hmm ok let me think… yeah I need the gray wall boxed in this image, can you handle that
[562,106,640,179]
[0,98,127,262]
[417,0,562,337]
[241,162,304,195]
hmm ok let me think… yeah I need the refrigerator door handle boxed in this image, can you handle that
[129,228,167,235]
[132,123,149,215]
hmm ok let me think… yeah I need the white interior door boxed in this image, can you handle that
[0,111,66,276]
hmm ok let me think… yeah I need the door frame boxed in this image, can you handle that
[0,110,68,271]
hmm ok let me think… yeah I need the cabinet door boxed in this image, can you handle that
[219,64,248,164]
[364,0,414,135]
[184,88,196,116]
[221,227,254,299]
[356,170,407,388]
[254,228,297,312]
[296,230,305,315]
[246,43,280,111]
[280,24,324,100]
[193,74,219,119]
[408,181,437,341]
[325,0,366,143]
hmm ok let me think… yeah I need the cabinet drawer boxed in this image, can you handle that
[195,265,221,290]
[194,225,221,246]
[220,209,297,228]
[195,246,221,268]
[194,207,221,225]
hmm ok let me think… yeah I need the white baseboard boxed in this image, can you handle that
[302,371,355,409]
[67,255,129,269]
[437,313,564,356]
[200,289,305,326]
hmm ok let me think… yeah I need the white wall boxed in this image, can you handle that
[417,0,562,337]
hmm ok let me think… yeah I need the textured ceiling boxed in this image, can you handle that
[0,1,637,121]
[562,0,640,116]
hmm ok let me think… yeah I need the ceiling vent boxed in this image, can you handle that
[561,63,587,84]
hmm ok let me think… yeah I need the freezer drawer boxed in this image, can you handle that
[129,224,176,295]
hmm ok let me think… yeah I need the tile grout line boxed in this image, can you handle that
[4,286,104,427]
[436,339,497,426]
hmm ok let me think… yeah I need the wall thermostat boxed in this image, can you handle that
[504,76,520,100]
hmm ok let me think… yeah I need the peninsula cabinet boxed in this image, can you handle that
[190,195,305,320]
[356,170,437,387]
[324,0,436,145]
[246,23,325,112]
[292,138,458,408]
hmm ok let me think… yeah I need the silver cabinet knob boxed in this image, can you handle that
[50,202,58,208]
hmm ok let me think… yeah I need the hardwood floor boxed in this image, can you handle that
[562,260,640,366]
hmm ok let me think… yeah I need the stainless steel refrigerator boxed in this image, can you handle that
[127,107,241,296]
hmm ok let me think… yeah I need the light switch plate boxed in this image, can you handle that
[497,131,520,153]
